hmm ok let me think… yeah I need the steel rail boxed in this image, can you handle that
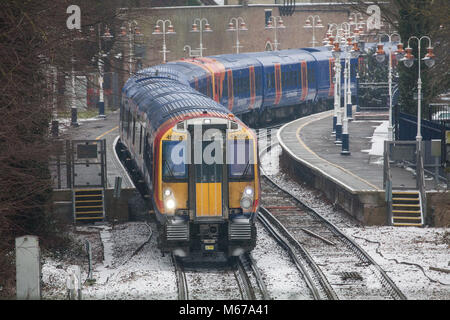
[258,206,337,300]
[172,254,189,300]
[258,136,407,300]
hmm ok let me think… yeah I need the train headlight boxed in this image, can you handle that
[165,198,176,210]
[163,188,176,212]
[240,197,252,210]
[164,188,172,197]
[244,186,254,197]
[240,186,254,210]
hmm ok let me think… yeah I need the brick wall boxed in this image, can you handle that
[116,3,353,70]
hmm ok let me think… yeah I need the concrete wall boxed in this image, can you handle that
[280,150,388,225]
[52,188,140,223]
[280,150,450,227]
[427,192,450,227]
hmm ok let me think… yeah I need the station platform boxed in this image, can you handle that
[277,109,449,226]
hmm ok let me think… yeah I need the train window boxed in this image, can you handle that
[308,66,315,85]
[139,124,143,154]
[227,139,255,180]
[194,140,223,183]
[162,140,188,181]
[267,72,275,90]
[132,117,136,145]
[255,73,261,92]
[223,74,228,98]
[291,71,297,87]
[242,76,248,95]
[120,102,124,131]
[121,105,126,133]
[127,109,131,139]
[144,133,152,180]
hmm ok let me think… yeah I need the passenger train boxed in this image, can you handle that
[120,46,358,257]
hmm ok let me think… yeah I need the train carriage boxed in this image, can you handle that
[120,46,358,257]
[121,71,259,257]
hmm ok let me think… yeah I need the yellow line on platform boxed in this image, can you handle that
[295,114,380,191]
[96,126,119,140]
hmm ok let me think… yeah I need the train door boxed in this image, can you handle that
[188,124,227,220]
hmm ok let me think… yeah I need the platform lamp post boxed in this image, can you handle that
[341,39,361,155]
[303,15,324,47]
[190,18,213,58]
[226,17,248,54]
[90,25,113,118]
[120,20,144,76]
[324,23,343,140]
[401,36,436,146]
[265,16,286,51]
[340,22,357,122]
[374,33,405,141]
[350,18,365,113]
[348,12,365,33]
[152,19,176,63]
[331,41,343,143]
[70,30,85,127]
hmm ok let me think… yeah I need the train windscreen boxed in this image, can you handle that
[162,140,188,181]
[227,139,255,180]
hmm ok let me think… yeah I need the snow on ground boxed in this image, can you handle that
[42,222,178,300]
[344,226,450,299]
[260,128,450,300]
[40,121,449,300]
[361,120,388,156]
[252,221,313,300]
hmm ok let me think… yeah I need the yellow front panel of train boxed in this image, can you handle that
[195,183,222,217]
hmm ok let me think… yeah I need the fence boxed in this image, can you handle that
[49,139,107,190]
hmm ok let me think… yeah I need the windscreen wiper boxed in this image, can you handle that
[164,160,175,178]
[238,160,250,181]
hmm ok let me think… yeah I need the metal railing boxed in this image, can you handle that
[383,140,427,225]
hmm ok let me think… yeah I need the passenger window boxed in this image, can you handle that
[139,125,143,154]
[132,117,136,145]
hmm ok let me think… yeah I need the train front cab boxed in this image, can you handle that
[157,116,258,257]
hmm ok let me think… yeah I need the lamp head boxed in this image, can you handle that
[304,18,312,28]
[332,42,341,59]
[204,23,212,32]
[374,43,385,63]
[422,47,435,68]
[394,43,405,60]
[350,42,361,58]
[167,24,176,34]
[402,47,414,68]
[102,27,113,40]
[316,19,323,28]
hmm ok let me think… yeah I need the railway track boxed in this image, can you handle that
[257,207,337,300]
[172,254,270,300]
[258,128,407,300]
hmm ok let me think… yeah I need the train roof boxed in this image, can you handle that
[123,73,231,132]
